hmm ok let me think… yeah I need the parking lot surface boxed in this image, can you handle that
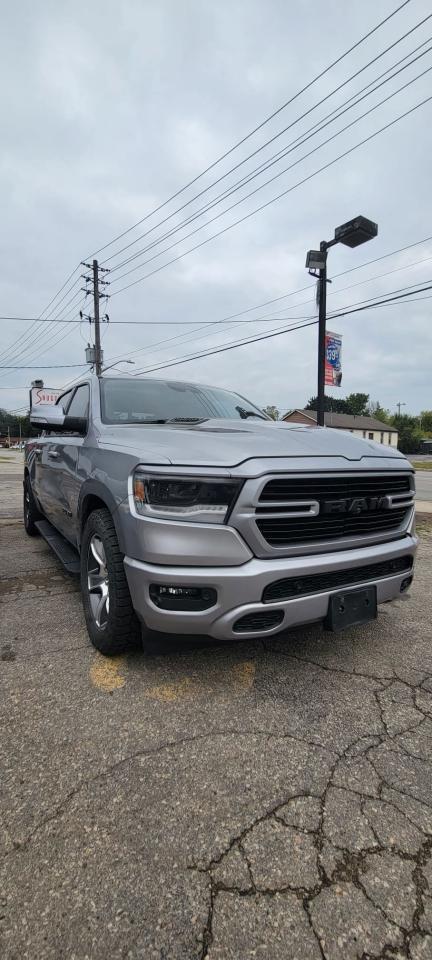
[1,459,432,959]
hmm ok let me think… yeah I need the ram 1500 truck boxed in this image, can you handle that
[25,375,417,655]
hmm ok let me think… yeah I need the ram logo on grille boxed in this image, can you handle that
[321,495,391,515]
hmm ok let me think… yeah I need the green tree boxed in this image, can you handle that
[366,400,390,422]
[304,395,349,413]
[344,393,370,416]
[0,408,34,443]
[419,411,432,433]
[390,414,422,455]
[262,405,279,420]
[305,393,372,416]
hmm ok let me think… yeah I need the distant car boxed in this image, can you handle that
[24,375,417,656]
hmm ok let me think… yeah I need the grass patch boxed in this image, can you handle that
[412,461,432,470]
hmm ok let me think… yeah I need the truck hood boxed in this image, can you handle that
[99,419,409,470]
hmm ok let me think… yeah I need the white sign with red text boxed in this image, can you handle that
[30,387,62,408]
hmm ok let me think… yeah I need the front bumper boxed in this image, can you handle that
[124,532,418,641]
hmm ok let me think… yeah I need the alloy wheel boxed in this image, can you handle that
[87,535,110,629]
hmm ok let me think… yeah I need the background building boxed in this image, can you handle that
[282,409,399,447]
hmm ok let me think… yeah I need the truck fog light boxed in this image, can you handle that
[400,576,413,593]
[149,584,217,611]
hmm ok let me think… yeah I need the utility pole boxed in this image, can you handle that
[93,259,102,376]
[396,401,406,416]
[81,260,110,376]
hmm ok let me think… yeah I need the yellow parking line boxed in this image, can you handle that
[144,660,256,703]
[231,659,256,690]
[90,654,127,692]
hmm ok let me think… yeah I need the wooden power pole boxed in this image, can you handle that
[93,259,102,377]
[81,260,110,376]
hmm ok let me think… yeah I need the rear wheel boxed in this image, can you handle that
[23,476,41,536]
[80,508,141,655]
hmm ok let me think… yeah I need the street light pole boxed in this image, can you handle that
[306,216,378,428]
[317,241,328,429]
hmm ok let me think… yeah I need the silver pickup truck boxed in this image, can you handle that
[25,375,417,655]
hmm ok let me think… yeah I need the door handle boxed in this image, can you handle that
[48,451,60,460]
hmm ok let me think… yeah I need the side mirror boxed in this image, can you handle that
[30,403,65,429]
[30,404,87,435]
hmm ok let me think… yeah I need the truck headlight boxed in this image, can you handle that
[132,473,242,524]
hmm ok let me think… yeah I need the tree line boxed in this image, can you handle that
[0,409,37,443]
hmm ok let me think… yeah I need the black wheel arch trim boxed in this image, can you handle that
[77,480,126,552]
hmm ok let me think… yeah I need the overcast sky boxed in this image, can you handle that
[1,0,432,416]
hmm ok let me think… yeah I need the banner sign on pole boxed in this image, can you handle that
[325,331,342,387]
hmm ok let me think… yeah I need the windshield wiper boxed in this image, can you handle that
[235,406,267,420]
[167,417,208,423]
[122,417,209,424]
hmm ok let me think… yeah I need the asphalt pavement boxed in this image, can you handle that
[1,454,432,959]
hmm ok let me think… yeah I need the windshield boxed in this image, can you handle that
[99,378,268,424]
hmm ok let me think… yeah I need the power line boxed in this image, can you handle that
[0,294,87,378]
[84,237,432,375]
[106,23,432,273]
[110,68,432,285]
[85,0,412,263]
[0,284,83,367]
[0,363,90,370]
[0,273,82,366]
[129,283,432,377]
[180,233,432,327]
[109,94,432,298]
[4,248,432,331]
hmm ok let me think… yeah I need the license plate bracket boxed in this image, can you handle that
[325,585,377,632]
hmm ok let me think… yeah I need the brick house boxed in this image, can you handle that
[282,410,398,448]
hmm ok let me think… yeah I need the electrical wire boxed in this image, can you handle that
[0,273,82,365]
[101,250,432,373]
[106,24,432,273]
[0,291,84,369]
[129,283,432,377]
[109,95,432,298]
[0,363,93,369]
[109,64,432,286]
[85,0,413,262]
[0,284,83,367]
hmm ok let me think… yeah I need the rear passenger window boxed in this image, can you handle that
[67,385,89,419]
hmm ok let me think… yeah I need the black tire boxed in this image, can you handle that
[80,508,142,656]
[23,476,42,537]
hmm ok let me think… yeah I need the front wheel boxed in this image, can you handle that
[80,508,141,656]
[23,476,42,536]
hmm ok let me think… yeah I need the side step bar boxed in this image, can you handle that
[35,520,80,575]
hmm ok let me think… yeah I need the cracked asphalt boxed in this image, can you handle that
[1,468,432,958]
